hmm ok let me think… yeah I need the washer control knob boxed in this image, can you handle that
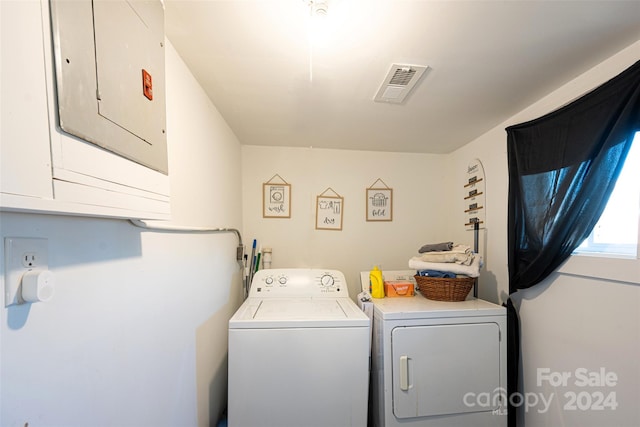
[278,276,287,285]
[320,274,335,287]
[265,276,274,285]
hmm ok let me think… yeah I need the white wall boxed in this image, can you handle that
[241,146,459,298]
[449,40,640,426]
[0,41,243,427]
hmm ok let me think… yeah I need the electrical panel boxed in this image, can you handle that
[50,0,168,174]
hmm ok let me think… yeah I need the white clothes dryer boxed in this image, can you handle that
[360,270,507,427]
[228,268,370,427]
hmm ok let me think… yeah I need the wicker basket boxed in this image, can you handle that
[414,275,475,302]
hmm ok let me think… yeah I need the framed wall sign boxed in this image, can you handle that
[263,174,291,218]
[315,188,343,231]
[366,178,393,221]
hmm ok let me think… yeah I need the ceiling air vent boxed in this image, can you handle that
[374,64,429,104]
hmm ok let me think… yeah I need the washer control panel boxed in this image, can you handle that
[250,268,348,297]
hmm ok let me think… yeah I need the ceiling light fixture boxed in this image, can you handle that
[304,0,330,82]
[307,0,329,17]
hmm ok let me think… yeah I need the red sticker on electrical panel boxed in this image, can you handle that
[142,69,153,100]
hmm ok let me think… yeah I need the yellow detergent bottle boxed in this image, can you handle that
[370,265,385,298]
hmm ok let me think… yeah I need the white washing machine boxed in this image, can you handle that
[360,270,507,427]
[228,268,370,427]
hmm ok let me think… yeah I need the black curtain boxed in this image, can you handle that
[505,60,640,427]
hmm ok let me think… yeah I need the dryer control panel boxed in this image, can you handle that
[249,268,348,298]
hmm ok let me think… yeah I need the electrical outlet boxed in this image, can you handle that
[22,252,39,268]
[4,237,49,306]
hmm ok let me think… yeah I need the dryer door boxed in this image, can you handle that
[392,323,501,418]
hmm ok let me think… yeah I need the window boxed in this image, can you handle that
[574,131,640,258]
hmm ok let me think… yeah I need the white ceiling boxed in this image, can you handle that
[164,0,640,154]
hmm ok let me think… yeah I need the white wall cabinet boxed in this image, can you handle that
[0,0,170,220]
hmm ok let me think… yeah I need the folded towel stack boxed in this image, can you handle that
[409,242,482,278]
[417,244,474,265]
